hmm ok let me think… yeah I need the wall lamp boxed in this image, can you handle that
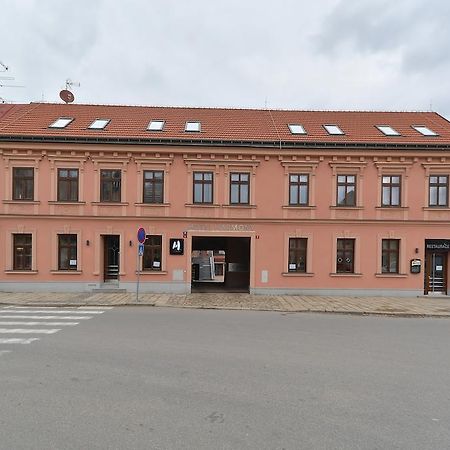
[129,240,133,247]
[86,240,90,246]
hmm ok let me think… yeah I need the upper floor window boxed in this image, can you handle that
[13,234,32,271]
[13,167,34,201]
[376,125,400,136]
[337,175,356,206]
[289,174,309,206]
[324,124,344,135]
[288,124,306,135]
[147,120,165,131]
[193,172,213,204]
[429,175,448,207]
[288,238,307,273]
[185,121,201,132]
[58,169,79,202]
[336,238,355,273]
[58,234,77,270]
[143,170,164,204]
[230,173,249,204]
[381,175,401,207]
[49,117,73,128]
[413,125,438,136]
[88,119,110,130]
[143,235,162,271]
[100,170,121,202]
[382,239,399,274]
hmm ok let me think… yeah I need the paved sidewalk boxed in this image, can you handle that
[0,291,450,317]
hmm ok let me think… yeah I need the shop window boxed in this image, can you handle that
[13,167,34,201]
[381,175,401,207]
[13,234,32,270]
[193,172,213,204]
[429,175,448,207]
[58,234,77,270]
[230,173,249,204]
[337,175,356,206]
[289,174,309,206]
[100,170,121,202]
[382,239,399,274]
[288,238,307,273]
[336,238,355,273]
[58,169,79,202]
[143,235,162,271]
[143,170,164,204]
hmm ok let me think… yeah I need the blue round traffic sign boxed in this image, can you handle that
[137,227,146,243]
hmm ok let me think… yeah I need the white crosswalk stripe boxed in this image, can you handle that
[0,306,113,353]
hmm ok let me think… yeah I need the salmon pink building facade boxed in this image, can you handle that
[1,103,450,296]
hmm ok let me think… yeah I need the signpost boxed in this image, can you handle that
[136,227,146,303]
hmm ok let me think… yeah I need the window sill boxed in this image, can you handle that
[4,270,38,274]
[282,272,315,277]
[375,273,408,278]
[329,273,363,277]
[329,206,363,210]
[222,204,257,209]
[282,205,316,209]
[92,202,129,206]
[134,203,170,207]
[48,201,86,205]
[3,200,40,205]
[375,206,409,210]
[136,270,167,275]
[423,207,450,211]
[50,270,82,275]
[185,203,220,208]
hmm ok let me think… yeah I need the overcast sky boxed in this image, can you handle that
[2,0,450,117]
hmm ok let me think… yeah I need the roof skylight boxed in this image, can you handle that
[288,124,306,135]
[323,124,344,135]
[185,121,201,132]
[88,119,110,130]
[376,125,400,136]
[49,117,73,128]
[148,120,165,131]
[413,125,438,136]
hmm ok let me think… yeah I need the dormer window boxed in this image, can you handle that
[185,121,201,132]
[288,124,306,135]
[376,125,400,136]
[88,119,110,130]
[49,117,73,128]
[413,125,438,136]
[323,124,344,135]
[148,120,165,131]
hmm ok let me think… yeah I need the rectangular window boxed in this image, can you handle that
[230,173,249,204]
[289,174,309,205]
[143,235,162,271]
[58,234,77,270]
[13,234,32,270]
[13,167,34,201]
[336,238,355,273]
[58,169,79,202]
[382,239,399,274]
[100,170,121,202]
[429,175,448,207]
[143,170,164,204]
[337,175,356,206]
[382,175,401,207]
[288,238,307,273]
[193,172,213,204]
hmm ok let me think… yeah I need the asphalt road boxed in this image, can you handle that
[1,306,450,450]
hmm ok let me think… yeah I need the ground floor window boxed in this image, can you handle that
[143,235,162,271]
[288,238,307,272]
[58,234,77,270]
[336,238,355,273]
[13,234,32,270]
[382,239,399,273]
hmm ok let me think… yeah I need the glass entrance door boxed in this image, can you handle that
[425,252,447,294]
[104,235,120,281]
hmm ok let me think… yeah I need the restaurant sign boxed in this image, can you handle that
[425,239,450,251]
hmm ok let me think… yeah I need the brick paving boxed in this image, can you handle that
[0,291,450,317]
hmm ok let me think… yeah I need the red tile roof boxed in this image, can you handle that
[0,102,449,146]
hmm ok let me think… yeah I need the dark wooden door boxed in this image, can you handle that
[425,252,447,294]
[104,235,120,281]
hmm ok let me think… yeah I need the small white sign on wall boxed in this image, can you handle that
[261,270,269,283]
[69,260,77,266]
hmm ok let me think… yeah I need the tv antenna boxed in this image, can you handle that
[59,78,80,103]
[0,61,8,72]
[0,61,25,92]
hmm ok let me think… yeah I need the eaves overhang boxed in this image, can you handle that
[1,134,450,151]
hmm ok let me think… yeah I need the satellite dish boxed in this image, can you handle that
[60,89,74,103]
